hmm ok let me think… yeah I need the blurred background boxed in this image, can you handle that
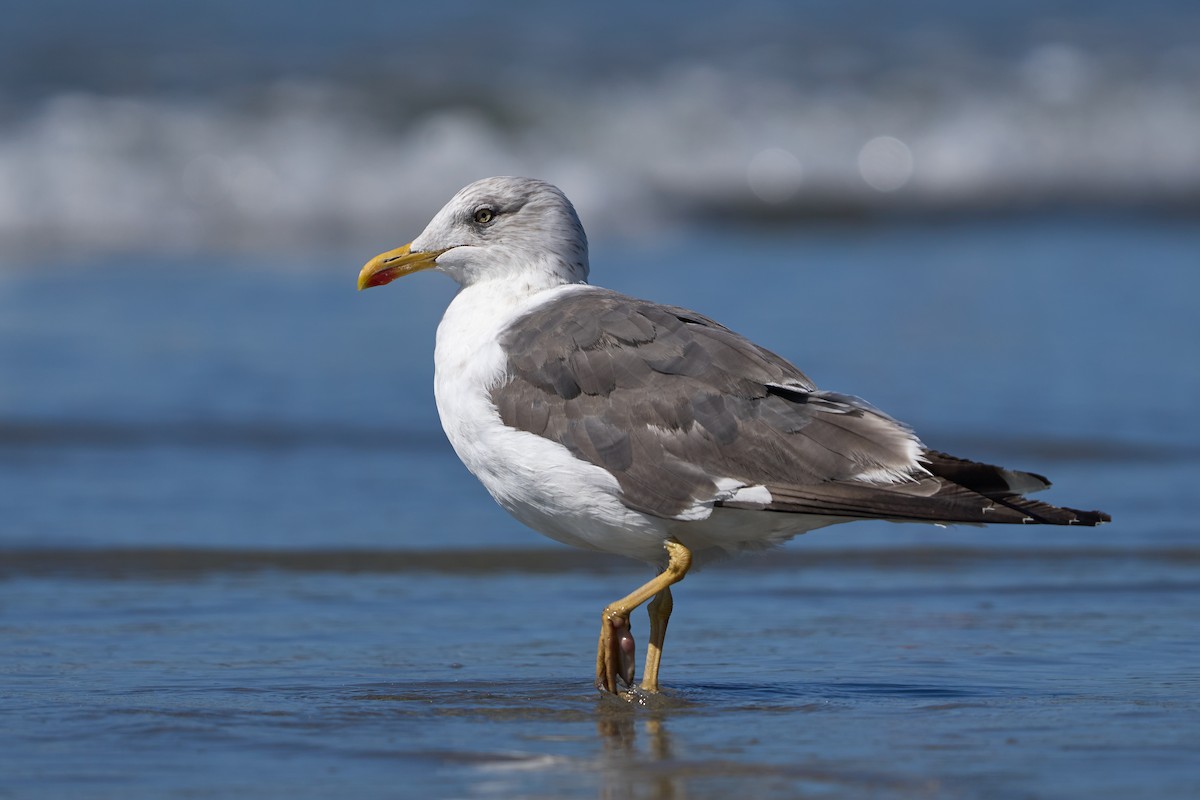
[2,0,1196,549]
[3,0,1200,260]
[2,2,1199,797]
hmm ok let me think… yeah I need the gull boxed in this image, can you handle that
[358,176,1110,697]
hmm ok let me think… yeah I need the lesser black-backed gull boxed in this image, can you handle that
[358,176,1110,697]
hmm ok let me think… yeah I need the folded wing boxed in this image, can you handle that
[491,288,1109,527]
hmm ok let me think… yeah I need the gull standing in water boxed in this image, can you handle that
[358,176,1109,697]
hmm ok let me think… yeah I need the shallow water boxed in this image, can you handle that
[2,217,1199,797]
[3,548,1197,799]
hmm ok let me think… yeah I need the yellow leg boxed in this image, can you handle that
[596,539,692,694]
[641,585,673,692]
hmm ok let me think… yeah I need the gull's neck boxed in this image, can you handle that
[452,250,588,294]
[432,276,588,466]
[444,275,582,344]
[434,243,590,398]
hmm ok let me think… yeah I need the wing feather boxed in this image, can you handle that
[491,287,1108,527]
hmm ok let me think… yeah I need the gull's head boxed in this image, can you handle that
[358,176,589,292]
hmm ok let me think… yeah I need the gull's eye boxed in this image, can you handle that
[473,206,495,225]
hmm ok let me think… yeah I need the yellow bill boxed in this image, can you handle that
[358,243,448,290]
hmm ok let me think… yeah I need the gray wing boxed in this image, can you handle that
[491,288,1109,527]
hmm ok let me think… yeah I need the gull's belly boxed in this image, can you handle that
[480,421,674,562]
[440,385,672,561]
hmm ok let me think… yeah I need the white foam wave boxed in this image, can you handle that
[3,45,1199,260]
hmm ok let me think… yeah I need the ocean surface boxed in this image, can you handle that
[2,216,1198,799]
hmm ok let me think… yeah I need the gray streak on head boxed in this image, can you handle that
[411,176,589,289]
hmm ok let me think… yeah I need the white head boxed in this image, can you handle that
[358,176,590,293]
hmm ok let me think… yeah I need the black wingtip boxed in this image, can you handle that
[921,450,1110,526]
[922,450,1052,498]
[1065,508,1112,526]
[990,495,1112,526]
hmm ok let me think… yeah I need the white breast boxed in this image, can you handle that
[432,282,671,562]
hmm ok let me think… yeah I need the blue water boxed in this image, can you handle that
[2,216,1198,797]
[3,218,1198,550]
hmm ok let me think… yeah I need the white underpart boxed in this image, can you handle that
[726,484,774,508]
[711,476,773,509]
[434,280,675,563]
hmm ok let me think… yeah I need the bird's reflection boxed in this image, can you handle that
[596,703,680,800]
